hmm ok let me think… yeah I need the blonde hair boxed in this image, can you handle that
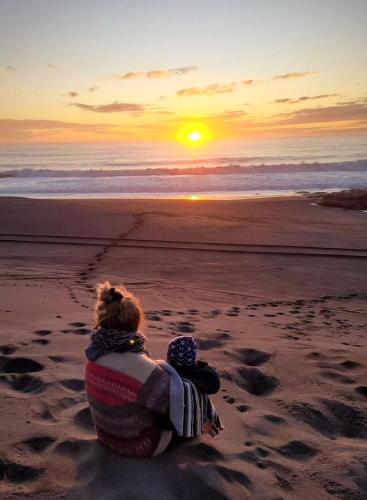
[95,281,144,332]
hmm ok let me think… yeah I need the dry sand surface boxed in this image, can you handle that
[0,196,367,500]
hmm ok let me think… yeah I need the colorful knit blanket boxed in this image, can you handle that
[85,359,170,457]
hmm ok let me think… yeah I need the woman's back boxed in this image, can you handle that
[85,282,172,457]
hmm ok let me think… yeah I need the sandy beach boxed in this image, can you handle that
[0,196,367,499]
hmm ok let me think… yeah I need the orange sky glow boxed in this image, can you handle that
[0,1,366,144]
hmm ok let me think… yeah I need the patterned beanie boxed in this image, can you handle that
[167,336,198,367]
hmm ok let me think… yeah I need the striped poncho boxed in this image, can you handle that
[160,361,223,438]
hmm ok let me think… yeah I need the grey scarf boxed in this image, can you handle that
[85,327,146,361]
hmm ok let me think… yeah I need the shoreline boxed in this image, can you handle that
[1,187,365,210]
[0,192,304,201]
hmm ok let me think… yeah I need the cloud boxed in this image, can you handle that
[88,86,99,92]
[46,64,56,69]
[274,100,367,125]
[0,119,108,131]
[69,100,145,113]
[150,108,175,115]
[0,64,16,72]
[0,118,116,143]
[273,71,318,80]
[0,118,148,143]
[67,91,78,98]
[241,79,254,86]
[177,83,237,97]
[114,66,197,80]
[209,110,248,120]
[274,94,339,104]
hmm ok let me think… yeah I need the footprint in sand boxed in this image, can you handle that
[236,404,250,413]
[0,344,17,355]
[188,309,199,315]
[147,314,162,322]
[198,338,224,350]
[34,396,85,424]
[318,371,356,384]
[176,321,195,333]
[21,436,56,453]
[49,355,76,363]
[263,414,286,424]
[226,306,240,317]
[73,407,95,433]
[223,395,235,404]
[233,348,271,367]
[286,399,367,439]
[34,330,52,336]
[234,367,279,396]
[237,448,270,470]
[198,331,232,351]
[338,360,362,370]
[0,459,44,484]
[1,374,46,394]
[215,465,252,489]
[31,339,49,345]
[62,322,89,335]
[60,379,85,392]
[69,328,89,335]
[0,357,44,374]
[276,440,319,461]
[54,439,92,460]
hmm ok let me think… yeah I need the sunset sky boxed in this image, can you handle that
[0,0,366,143]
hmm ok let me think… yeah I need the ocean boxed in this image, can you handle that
[0,135,367,199]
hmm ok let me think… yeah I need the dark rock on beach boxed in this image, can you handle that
[305,188,367,210]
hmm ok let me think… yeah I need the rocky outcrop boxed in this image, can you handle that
[305,188,367,210]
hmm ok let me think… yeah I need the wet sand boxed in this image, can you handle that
[0,196,367,499]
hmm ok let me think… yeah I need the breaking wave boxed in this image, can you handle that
[1,159,367,179]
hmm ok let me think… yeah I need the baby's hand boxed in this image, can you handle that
[203,419,222,437]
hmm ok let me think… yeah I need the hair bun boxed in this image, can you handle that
[108,288,123,303]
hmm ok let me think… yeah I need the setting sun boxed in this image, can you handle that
[177,122,212,147]
[188,131,202,142]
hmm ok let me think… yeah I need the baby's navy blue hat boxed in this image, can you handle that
[167,336,198,367]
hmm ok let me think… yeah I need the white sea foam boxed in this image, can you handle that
[0,136,366,198]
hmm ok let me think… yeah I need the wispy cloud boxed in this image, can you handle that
[274,100,367,125]
[177,83,237,97]
[273,71,318,80]
[67,91,79,98]
[176,72,317,98]
[114,66,197,80]
[0,119,109,131]
[274,94,339,104]
[241,79,254,86]
[88,86,99,93]
[69,101,145,113]
[0,118,118,143]
[0,64,17,72]
[46,64,56,69]
[208,110,248,120]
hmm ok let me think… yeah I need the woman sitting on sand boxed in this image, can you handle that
[85,281,222,457]
[85,282,172,457]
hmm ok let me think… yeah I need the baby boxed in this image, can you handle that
[167,336,220,395]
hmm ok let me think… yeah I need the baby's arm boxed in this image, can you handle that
[196,362,220,394]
